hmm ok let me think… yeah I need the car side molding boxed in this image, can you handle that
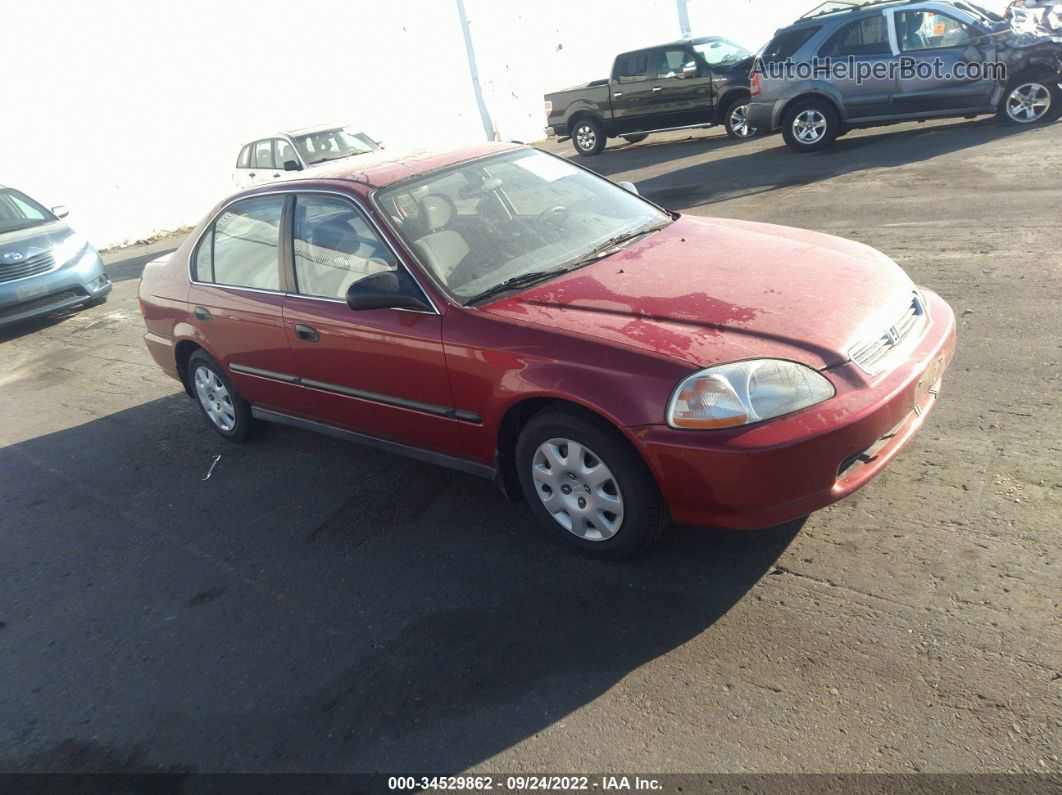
[250,407,496,480]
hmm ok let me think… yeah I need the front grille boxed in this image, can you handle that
[0,251,56,283]
[0,287,87,318]
[850,294,925,373]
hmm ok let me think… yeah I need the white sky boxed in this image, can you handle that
[6,0,1005,247]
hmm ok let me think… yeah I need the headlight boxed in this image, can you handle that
[667,359,835,430]
[52,234,87,265]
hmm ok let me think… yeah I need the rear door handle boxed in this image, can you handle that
[651,86,663,92]
[613,91,623,97]
[294,322,319,342]
[248,172,256,178]
[194,306,211,322]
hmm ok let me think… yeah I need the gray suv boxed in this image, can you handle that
[747,0,1062,151]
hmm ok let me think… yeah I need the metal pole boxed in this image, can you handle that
[456,0,497,141]
[676,0,691,39]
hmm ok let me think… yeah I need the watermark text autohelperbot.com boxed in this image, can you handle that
[754,56,1007,83]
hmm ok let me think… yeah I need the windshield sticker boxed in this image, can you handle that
[514,155,579,182]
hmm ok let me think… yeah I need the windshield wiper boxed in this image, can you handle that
[465,268,572,306]
[564,222,670,268]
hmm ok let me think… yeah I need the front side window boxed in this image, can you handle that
[277,139,299,168]
[690,38,752,67]
[896,11,974,51]
[375,149,671,304]
[292,196,397,300]
[253,140,276,170]
[654,48,697,80]
[820,14,891,57]
[194,196,283,290]
[616,53,649,82]
[0,188,52,233]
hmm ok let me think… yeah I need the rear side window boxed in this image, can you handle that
[194,196,284,290]
[762,26,820,61]
[820,14,891,57]
[615,53,649,82]
[253,140,275,170]
[236,145,251,168]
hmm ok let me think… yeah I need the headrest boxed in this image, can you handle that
[420,195,453,232]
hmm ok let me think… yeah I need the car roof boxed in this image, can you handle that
[620,35,733,54]
[795,0,936,23]
[274,141,526,191]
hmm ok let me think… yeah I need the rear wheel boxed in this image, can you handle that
[782,97,840,152]
[998,74,1061,125]
[188,350,254,442]
[723,96,757,139]
[515,406,668,558]
[571,117,606,156]
[621,133,648,144]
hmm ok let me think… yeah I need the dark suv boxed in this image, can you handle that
[747,0,1062,151]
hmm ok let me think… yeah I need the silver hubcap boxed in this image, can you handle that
[1006,82,1051,123]
[531,437,624,541]
[793,109,827,143]
[730,104,756,138]
[194,365,237,432]
[575,124,597,152]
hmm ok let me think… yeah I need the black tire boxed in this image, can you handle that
[515,405,668,558]
[781,97,840,152]
[621,133,649,144]
[996,72,1062,125]
[571,116,606,156]
[723,96,757,139]
[187,349,254,443]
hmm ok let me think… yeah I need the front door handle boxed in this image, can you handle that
[652,86,663,92]
[248,172,256,178]
[613,91,623,97]
[294,323,319,342]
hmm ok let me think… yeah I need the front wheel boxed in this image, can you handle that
[997,75,1061,125]
[515,406,668,558]
[188,350,254,442]
[724,97,757,139]
[571,117,606,156]
[781,98,840,152]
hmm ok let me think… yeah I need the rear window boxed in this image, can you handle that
[761,26,820,61]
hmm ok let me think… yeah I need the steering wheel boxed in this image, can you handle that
[538,205,572,227]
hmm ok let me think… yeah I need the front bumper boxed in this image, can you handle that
[0,248,110,326]
[631,288,957,529]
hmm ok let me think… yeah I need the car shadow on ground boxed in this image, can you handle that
[557,117,1048,211]
[0,393,802,772]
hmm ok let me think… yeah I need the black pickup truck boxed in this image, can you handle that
[544,36,757,156]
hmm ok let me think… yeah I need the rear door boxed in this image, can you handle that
[647,46,714,127]
[280,192,461,454]
[187,194,316,416]
[818,12,896,119]
[890,8,995,113]
[610,51,658,134]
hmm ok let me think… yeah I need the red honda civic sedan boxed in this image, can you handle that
[139,143,955,557]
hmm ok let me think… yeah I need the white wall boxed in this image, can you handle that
[2,0,810,248]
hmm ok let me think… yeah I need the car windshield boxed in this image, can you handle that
[0,188,54,234]
[375,148,672,304]
[293,128,380,165]
[692,37,752,66]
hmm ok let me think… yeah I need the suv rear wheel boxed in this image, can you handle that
[782,97,840,152]
[571,117,606,156]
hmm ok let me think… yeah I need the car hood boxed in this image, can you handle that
[0,220,75,259]
[482,216,917,370]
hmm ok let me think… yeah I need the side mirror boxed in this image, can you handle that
[681,63,699,78]
[617,181,640,196]
[283,160,302,172]
[346,270,431,312]
[51,205,70,219]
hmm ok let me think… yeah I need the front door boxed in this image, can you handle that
[648,46,714,127]
[186,194,316,416]
[890,9,996,113]
[280,193,461,454]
